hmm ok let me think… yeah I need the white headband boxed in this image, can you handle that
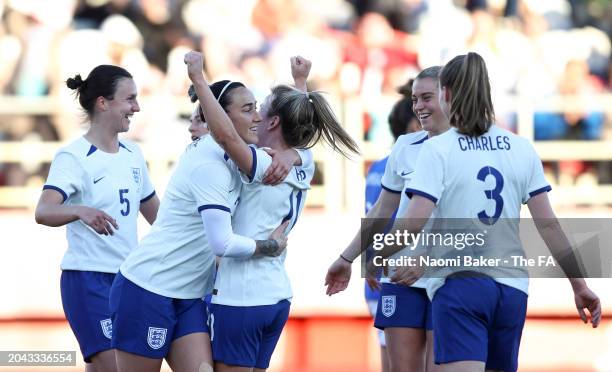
[217,81,234,102]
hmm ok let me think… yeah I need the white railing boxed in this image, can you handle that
[0,94,611,210]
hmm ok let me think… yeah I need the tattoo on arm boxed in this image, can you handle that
[255,239,282,257]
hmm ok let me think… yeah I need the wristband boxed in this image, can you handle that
[340,254,354,264]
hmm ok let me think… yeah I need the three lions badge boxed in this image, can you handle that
[147,327,167,350]
[100,319,112,339]
[381,295,396,317]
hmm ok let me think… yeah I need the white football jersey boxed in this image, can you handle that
[212,149,314,306]
[44,137,155,273]
[405,126,551,298]
[379,130,429,287]
[120,135,243,299]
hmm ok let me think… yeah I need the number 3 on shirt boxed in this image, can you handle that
[476,166,503,225]
[119,189,130,216]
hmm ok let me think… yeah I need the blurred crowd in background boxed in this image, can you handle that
[0,0,611,190]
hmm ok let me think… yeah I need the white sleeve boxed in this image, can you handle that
[295,157,315,190]
[404,141,444,204]
[238,147,272,184]
[190,161,234,211]
[43,151,83,203]
[296,148,314,168]
[200,208,256,258]
[380,142,403,193]
[522,142,551,204]
[137,148,156,202]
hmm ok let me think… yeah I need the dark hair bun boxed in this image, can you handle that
[397,78,414,97]
[66,74,85,90]
[188,84,198,103]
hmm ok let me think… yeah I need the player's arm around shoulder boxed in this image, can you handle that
[240,146,309,186]
[261,147,313,185]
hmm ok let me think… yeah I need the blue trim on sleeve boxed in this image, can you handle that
[86,145,97,156]
[381,184,402,194]
[528,185,552,197]
[292,190,303,230]
[140,191,156,203]
[119,142,132,152]
[43,185,68,203]
[404,188,438,203]
[410,134,429,145]
[198,204,231,213]
[247,146,257,182]
[282,191,294,224]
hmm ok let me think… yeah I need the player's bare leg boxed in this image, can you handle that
[381,345,390,372]
[385,327,426,372]
[215,362,252,372]
[115,350,162,372]
[89,350,117,372]
[437,361,485,372]
[166,332,213,372]
[425,330,435,372]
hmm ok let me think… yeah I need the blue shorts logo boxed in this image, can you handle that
[100,318,112,339]
[382,295,396,317]
[147,327,167,350]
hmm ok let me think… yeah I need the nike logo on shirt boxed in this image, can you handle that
[400,171,413,176]
[93,176,105,184]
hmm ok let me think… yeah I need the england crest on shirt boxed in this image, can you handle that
[147,327,167,350]
[131,167,141,185]
[100,318,112,339]
[381,295,396,317]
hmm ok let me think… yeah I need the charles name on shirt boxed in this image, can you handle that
[458,135,511,152]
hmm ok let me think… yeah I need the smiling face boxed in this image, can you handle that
[188,105,209,140]
[411,77,447,136]
[105,77,140,133]
[224,87,260,145]
[256,93,275,147]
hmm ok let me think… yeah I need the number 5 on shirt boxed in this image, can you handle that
[119,189,130,216]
